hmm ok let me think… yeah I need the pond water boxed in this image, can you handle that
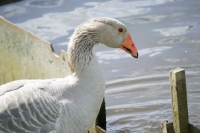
[1,0,200,132]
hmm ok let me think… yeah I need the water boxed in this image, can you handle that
[1,0,200,132]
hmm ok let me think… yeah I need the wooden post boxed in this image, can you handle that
[170,68,190,133]
[161,68,200,133]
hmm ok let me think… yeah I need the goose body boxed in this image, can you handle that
[0,17,138,133]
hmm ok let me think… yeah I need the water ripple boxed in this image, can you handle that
[154,26,192,36]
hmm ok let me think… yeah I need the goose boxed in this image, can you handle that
[0,17,138,133]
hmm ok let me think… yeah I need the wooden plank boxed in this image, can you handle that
[170,68,189,133]
[160,120,174,133]
[161,122,200,133]
[96,126,107,133]
[189,124,200,133]
[0,16,69,84]
[88,123,106,133]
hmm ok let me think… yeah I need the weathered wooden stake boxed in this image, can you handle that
[161,68,200,133]
[170,68,190,133]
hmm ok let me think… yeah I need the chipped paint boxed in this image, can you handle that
[0,16,69,84]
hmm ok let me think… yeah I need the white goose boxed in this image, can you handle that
[0,17,138,133]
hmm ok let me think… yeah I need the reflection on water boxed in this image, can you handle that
[96,46,172,62]
[1,5,26,18]
[26,0,63,8]
[154,26,192,36]
[0,0,173,44]
[1,0,200,132]
[106,66,200,132]
[157,36,184,44]
[123,15,166,24]
[138,46,171,57]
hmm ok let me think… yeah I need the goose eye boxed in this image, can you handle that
[118,28,123,33]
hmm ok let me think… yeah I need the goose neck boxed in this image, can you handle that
[67,31,99,74]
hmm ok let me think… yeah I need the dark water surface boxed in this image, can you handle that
[1,0,200,132]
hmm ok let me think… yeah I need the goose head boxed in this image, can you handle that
[68,17,138,73]
[91,17,138,58]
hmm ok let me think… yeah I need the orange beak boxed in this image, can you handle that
[120,33,138,58]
